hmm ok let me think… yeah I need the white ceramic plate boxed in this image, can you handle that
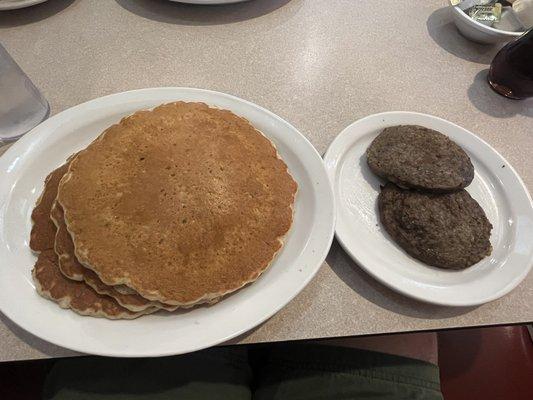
[0,0,48,10]
[0,88,335,357]
[324,111,533,307]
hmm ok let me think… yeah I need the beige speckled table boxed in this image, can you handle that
[1,0,532,362]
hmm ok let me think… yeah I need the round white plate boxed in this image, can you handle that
[0,87,335,357]
[324,111,533,307]
[0,0,48,10]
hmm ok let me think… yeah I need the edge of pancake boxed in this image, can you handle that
[33,269,155,319]
[58,102,298,306]
[30,186,46,254]
[113,285,139,295]
[82,270,179,312]
[32,251,155,320]
[30,166,67,253]
[30,163,157,319]
[31,154,79,254]
[51,200,179,312]
[50,200,84,281]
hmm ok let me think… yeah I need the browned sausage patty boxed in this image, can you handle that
[378,183,492,269]
[367,125,474,192]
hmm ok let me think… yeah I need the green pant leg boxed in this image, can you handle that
[253,344,443,400]
[43,346,252,400]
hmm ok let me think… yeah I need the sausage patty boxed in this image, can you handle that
[378,183,492,269]
[367,125,474,192]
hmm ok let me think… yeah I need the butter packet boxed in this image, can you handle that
[468,3,503,25]
[493,6,526,31]
[450,0,494,11]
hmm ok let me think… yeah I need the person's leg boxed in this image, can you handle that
[253,333,443,400]
[43,346,252,400]
[317,332,439,365]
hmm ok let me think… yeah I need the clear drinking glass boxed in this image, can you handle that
[0,43,49,143]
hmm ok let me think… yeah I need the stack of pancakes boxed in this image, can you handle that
[30,102,297,319]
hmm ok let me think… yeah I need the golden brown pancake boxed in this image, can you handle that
[29,163,70,253]
[41,164,134,297]
[50,198,84,281]
[58,102,297,305]
[50,199,133,292]
[30,165,152,319]
[43,173,210,312]
[51,201,176,312]
[43,167,171,311]
[33,250,152,319]
[112,285,137,295]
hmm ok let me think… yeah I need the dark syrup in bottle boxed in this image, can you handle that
[488,28,533,100]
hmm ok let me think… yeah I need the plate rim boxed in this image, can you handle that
[0,87,336,356]
[324,110,533,307]
[0,0,48,10]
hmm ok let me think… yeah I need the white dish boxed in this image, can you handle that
[324,111,533,307]
[0,87,335,357]
[451,5,524,44]
[0,0,48,10]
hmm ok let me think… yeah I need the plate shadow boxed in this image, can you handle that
[326,241,480,319]
[426,7,502,64]
[468,69,533,118]
[0,0,76,28]
[0,311,79,359]
[115,0,295,26]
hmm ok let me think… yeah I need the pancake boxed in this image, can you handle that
[45,169,170,311]
[51,201,178,312]
[378,183,492,270]
[366,125,474,192]
[57,102,297,305]
[33,250,153,319]
[30,163,70,252]
[113,286,137,295]
[41,165,133,293]
[30,165,152,319]
[50,197,84,281]
[51,200,137,293]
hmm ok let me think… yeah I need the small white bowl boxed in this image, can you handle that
[452,6,524,44]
